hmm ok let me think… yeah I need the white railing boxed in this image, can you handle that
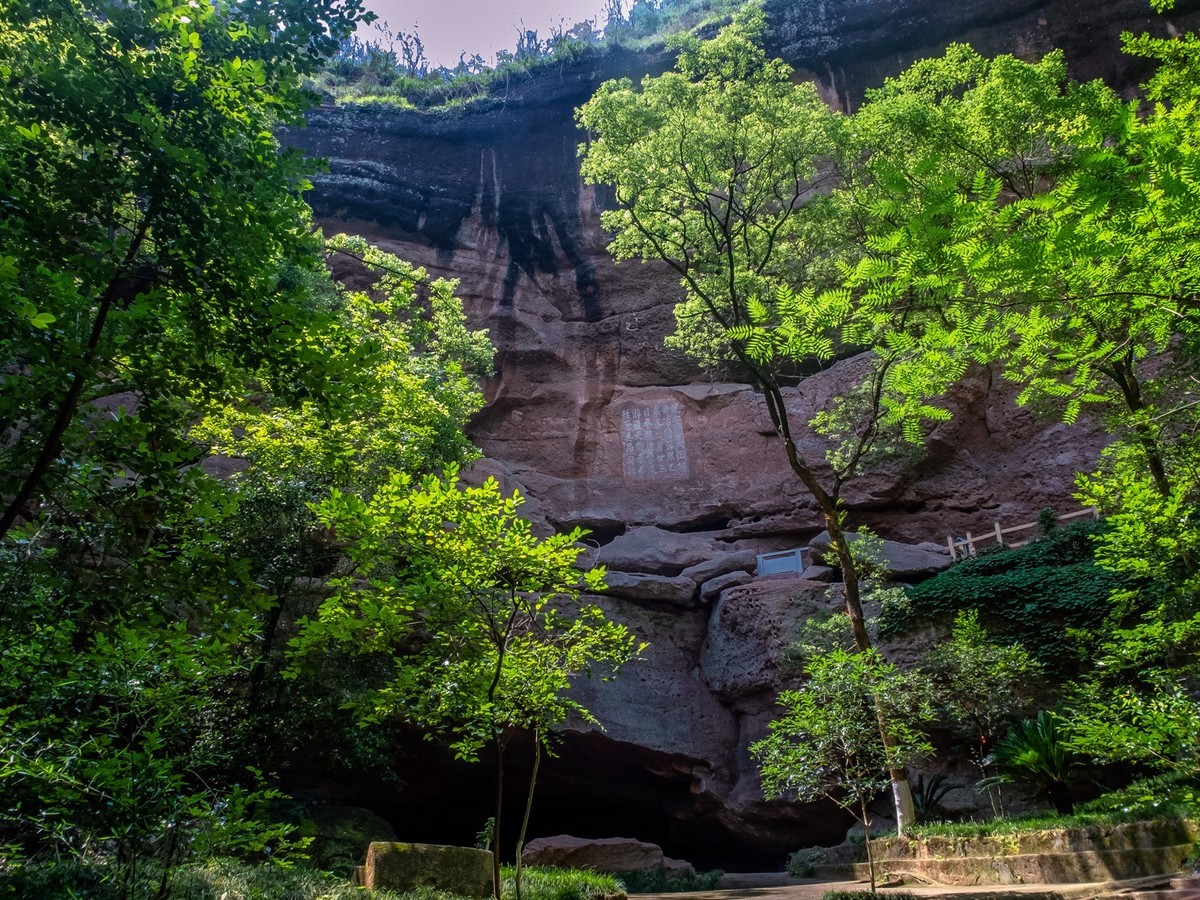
[946,507,1098,560]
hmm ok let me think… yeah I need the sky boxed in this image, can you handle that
[359,0,614,68]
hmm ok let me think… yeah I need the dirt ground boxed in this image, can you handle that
[633,871,1169,900]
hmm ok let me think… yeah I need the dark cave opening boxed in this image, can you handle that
[290,729,851,872]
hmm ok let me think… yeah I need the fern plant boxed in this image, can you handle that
[980,711,1081,815]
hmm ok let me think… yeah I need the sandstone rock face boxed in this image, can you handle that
[682,550,759,585]
[603,570,699,607]
[282,0,1190,870]
[363,843,492,897]
[522,835,665,872]
[809,530,953,581]
[765,0,1200,111]
[700,578,839,706]
[596,527,722,576]
[699,570,754,605]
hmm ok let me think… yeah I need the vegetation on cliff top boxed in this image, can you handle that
[306,0,747,112]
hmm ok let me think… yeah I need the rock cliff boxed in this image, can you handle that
[284,0,1198,868]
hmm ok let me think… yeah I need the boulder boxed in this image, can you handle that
[596,527,720,576]
[701,578,840,702]
[799,564,837,583]
[522,835,664,872]
[699,570,754,605]
[809,530,952,580]
[681,550,759,584]
[603,571,698,607]
[363,842,492,897]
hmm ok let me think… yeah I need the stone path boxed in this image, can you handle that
[634,873,1167,900]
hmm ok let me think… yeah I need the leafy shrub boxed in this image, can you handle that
[1074,770,1200,820]
[981,711,1081,815]
[312,0,749,113]
[0,858,120,900]
[618,866,722,893]
[912,773,961,824]
[788,847,824,877]
[0,858,629,900]
[882,521,1122,673]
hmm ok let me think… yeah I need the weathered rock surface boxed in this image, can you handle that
[362,843,492,897]
[522,835,665,872]
[603,570,698,607]
[282,0,1200,870]
[799,564,837,583]
[765,0,1200,111]
[682,550,759,585]
[809,530,954,580]
[596,527,722,576]
[699,570,754,605]
[701,578,838,705]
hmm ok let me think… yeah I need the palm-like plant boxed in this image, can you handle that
[981,711,1080,815]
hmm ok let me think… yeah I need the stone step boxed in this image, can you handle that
[816,844,1193,886]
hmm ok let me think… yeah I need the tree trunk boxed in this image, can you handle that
[492,731,505,900]
[1047,783,1074,816]
[514,731,542,900]
[1107,351,1171,498]
[760,377,916,836]
[860,796,877,894]
[0,221,152,542]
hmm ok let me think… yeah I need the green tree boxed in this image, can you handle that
[841,2,1200,784]
[0,0,513,888]
[752,649,933,891]
[193,235,493,719]
[293,469,644,900]
[840,21,1200,499]
[0,478,306,895]
[0,0,370,540]
[918,610,1041,815]
[577,6,956,833]
[919,610,1042,749]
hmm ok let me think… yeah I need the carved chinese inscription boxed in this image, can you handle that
[620,402,688,480]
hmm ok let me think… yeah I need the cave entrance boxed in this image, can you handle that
[302,729,851,872]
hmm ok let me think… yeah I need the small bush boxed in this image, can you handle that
[169,858,415,899]
[883,521,1121,674]
[618,867,721,894]
[0,858,120,900]
[508,866,627,900]
[788,847,824,877]
[909,771,1200,841]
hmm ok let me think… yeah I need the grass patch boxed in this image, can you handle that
[618,867,723,893]
[509,865,627,900]
[0,858,627,900]
[171,858,416,898]
[824,892,916,900]
[908,771,1200,840]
